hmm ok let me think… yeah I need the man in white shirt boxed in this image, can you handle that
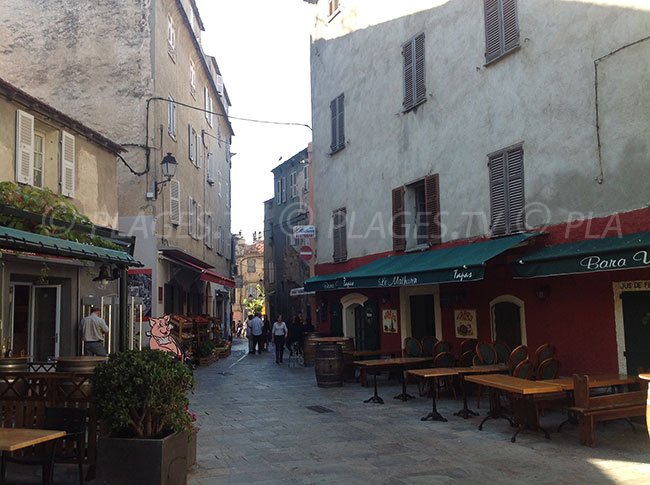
[80,307,109,356]
[248,312,264,354]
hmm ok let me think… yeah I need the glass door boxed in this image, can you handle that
[31,285,61,361]
[9,283,31,356]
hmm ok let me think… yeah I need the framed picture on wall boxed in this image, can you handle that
[454,309,477,339]
[382,309,398,333]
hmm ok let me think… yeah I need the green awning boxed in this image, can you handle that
[0,225,142,267]
[513,231,650,278]
[305,233,538,291]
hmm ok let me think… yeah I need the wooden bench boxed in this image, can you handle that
[568,374,646,446]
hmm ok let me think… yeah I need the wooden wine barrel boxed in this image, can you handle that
[303,332,325,367]
[640,374,650,437]
[314,344,343,388]
[56,356,107,373]
[313,337,355,381]
[0,357,29,397]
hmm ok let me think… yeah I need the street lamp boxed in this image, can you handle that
[153,152,178,195]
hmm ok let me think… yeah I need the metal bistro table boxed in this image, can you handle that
[453,364,510,419]
[407,367,460,421]
[0,428,66,485]
[354,357,433,404]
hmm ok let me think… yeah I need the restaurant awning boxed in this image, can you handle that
[512,231,650,278]
[159,248,235,288]
[180,259,236,288]
[305,233,538,291]
[0,225,142,266]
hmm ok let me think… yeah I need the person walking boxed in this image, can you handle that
[287,315,304,356]
[271,314,288,364]
[80,306,109,356]
[248,312,264,354]
[262,316,271,352]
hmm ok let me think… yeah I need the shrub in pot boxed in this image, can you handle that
[91,349,195,484]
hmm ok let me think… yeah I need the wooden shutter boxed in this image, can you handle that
[188,124,194,162]
[336,94,344,151]
[392,186,406,251]
[188,196,195,236]
[196,203,202,240]
[414,33,426,105]
[281,177,286,202]
[60,131,75,197]
[15,109,34,185]
[425,174,441,245]
[169,180,180,225]
[488,152,507,236]
[333,208,347,262]
[402,40,414,109]
[502,0,520,52]
[484,0,502,62]
[506,146,525,232]
[276,179,281,204]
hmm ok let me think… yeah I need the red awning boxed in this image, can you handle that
[175,258,236,288]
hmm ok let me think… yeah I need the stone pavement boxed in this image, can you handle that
[189,339,650,484]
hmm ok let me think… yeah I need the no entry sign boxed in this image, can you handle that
[299,245,313,261]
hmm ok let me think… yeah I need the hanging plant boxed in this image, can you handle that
[0,181,121,250]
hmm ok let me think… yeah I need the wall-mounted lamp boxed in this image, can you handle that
[148,153,177,198]
[535,285,551,300]
[93,264,120,287]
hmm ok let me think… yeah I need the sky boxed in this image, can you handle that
[196,0,316,243]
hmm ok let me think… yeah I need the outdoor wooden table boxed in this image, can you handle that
[452,364,510,419]
[343,349,402,386]
[354,357,433,404]
[464,374,564,442]
[407,368,460,421]
[0,428,66,485]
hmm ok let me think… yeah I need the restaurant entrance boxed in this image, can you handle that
[491,299,523,350]
[621,291,650,373]
[409,295,435,340]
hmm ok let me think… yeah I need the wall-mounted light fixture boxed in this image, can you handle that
[147,153,178,199]
[535,285,551,300]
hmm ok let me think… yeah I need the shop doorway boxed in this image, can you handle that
[491,297,525,350]
[354,300,380,351]
[409,295,435,339]
[621,291,650,373]
[10,284,61,360]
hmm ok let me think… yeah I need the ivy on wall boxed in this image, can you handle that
[0,181,120,250]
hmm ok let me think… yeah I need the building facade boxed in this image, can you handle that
[232,237,265,323]
[264,148,312,322]
[0,78,140,359]
[305,0,650,373]
[0,0,235,329]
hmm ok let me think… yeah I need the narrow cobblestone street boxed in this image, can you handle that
[189,339,650,484]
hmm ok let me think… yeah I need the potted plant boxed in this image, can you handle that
[91,349,195,484]
[195,341,217,366]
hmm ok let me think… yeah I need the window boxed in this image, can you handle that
[332,207,347,262]
[330,93,345,153]
[247,259,256,273]
[33,132,44,188]
[484,0,519,64]
[328,0,340,19]
[204,87,213,127]
[205,213,213,248]
[169,180,180,225]
[188,196,196,237]
[488,144,524,236]
[167,15,176,61]
[189,59,196,96]
[303,165,308,192]
[207,152,214,184]
[195,203,202,241]
[392,174,441,251]
[60,131,75,198]
[167,96,176,139]
[188,124,196,163]
[275,179,282,204]
[402,33,426,111]
[290,171,297,198]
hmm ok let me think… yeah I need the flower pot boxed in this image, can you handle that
[187,428,197,469]
[640,374,650,436]
[96,430,188,485]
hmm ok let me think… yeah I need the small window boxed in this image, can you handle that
[188,196,196,237]
[188,124,195,162]
[328,0,340,20]
[332,207,347,262]
[489,144,525,236]
[290,171,297,198]
[207,152,214,184]
[167,96,176,139]
[275,179,282,205]
[330,94,345,153]
[247,259,256,273]
[167,15,176,61]
[392,174,441,251]
[33,132,44,188]
[189,59,196,96]
[204,87,213,127]
[484,0,520,64]
[402,33,426,111]
[205,213,213,248]
[281,177,287,203]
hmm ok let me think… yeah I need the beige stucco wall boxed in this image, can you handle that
[310,0,650,263]
[0,95,119,227]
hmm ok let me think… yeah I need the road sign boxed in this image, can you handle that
[299,245,313,261]
[293,225,316,238]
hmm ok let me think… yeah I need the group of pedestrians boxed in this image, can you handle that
[245,311,314,364]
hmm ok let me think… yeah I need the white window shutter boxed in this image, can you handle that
[169,180,180,225]
[15,109,34,185]
[188,124,194,161]
[61,131,76,197]
[188,196,195,236]
[196,203,202,240]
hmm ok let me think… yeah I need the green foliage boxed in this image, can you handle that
[0,181,120,250]
[91,349,195,439]
[196,341,216,358]
[244,283,265,314]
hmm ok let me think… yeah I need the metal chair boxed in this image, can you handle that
[512,358,533,379]
[508,344,528,374]
[420,336,437,357]
[458,350,476,367]
[460,339,477,354]
[535,357,560,380]
[475,341,498,365]
[493,340,511,364]
[403,337,423,357]
[432,340,452,357]
[432,352,456,399]
[1,406,88,485]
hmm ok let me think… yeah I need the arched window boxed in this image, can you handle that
[490,295,527,349]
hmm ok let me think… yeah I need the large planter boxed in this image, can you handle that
[187,428,197,469]
[640,374,650,436]
[96,431,188,485]
[0,356,29,397]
